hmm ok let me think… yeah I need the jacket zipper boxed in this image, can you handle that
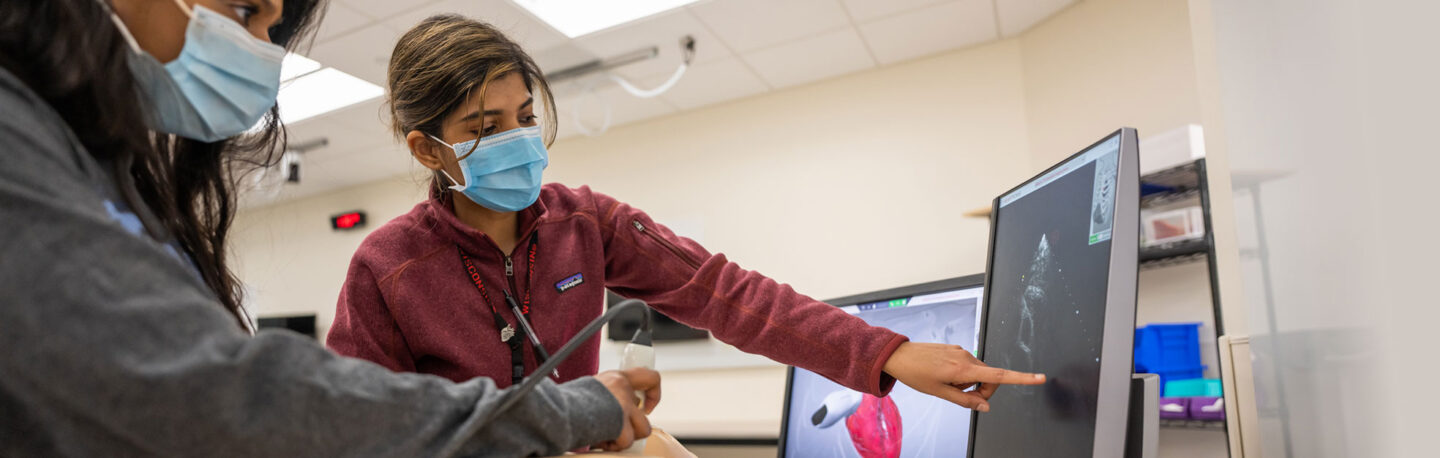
[503,229,537,294]
[632,220,701,270]
[504,253,522,300]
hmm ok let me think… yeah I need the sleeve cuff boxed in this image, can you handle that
[868,333,910,396]
[557,377,625,447]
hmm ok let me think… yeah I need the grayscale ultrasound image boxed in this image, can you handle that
[972,145,1117,458]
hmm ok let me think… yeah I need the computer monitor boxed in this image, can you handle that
[968,128,1140,458]
[256,314,317,339]
[778,275,985,458]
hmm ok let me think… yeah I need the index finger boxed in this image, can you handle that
[640,379,662,414]
[969,367,1046,385]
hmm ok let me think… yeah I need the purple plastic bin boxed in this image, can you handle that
[1159,397,1191,420]
[1188,396,1225,421]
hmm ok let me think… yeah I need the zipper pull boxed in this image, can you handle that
[632,220,645,232]
[505,256,514,277]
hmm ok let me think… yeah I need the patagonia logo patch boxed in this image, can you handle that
[555,273,584,293]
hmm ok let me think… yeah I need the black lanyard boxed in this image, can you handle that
[458,236,539,386]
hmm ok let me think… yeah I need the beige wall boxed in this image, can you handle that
[231,0,1210,443]
[232,174,426,339]
[1021,0,1203,166]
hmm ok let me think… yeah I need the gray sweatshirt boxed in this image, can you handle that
[0,68,623,457]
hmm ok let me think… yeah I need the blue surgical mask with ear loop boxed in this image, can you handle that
[104,0,285,142]
[429,125,549,213]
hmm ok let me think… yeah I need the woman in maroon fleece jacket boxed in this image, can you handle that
[329,14,1044,413]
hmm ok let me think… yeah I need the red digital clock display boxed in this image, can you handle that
[330,211,366,230]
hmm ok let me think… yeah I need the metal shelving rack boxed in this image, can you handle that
[1139,158,1225,336]
[1160,419,1227,430]
[1139,159,1230,436]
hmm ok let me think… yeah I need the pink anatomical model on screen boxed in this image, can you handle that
[846,394,902,458]
[812,389,903,458]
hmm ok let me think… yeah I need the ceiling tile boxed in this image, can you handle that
[307,23,402,85]
[995,0,1076,37]
[741,27,875,89]
[310,143,416,180]
[545,77,591,102]
[552,82,679,138]
[238,151,357,207]
[385,0,570,54]
[573,9,729,80]
[236,174,297,208]
[264,159,383,203]
[338,0,441,20]
[840,0,949,22]
[590,84,679,127]
[859,0,998,65]
[253,0,1071,207]
[645,58,769,110]
[237,143,415,208]
[313,2,375,44]
[283,99,396,164]
[531,44,600,74]
[305,98,394,138]
[689,0,851,52]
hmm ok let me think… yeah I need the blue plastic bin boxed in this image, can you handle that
[1134,323,1204,371]
[1153,366,1205,392]
[1135,323,1206,389]
[1165,378,1223,397]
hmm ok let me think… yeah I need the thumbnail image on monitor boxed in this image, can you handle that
[779,275,985,458]
[968,128,1139,458]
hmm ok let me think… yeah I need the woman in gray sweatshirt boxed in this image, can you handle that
[0,1,657,456]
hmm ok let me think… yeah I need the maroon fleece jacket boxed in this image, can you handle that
[328,184,908,395]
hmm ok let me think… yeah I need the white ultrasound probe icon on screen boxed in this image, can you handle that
[811,389,863,428]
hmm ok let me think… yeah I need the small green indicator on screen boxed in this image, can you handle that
[888,299,907,308]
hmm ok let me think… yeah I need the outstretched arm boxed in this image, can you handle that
[588,187,1044,404]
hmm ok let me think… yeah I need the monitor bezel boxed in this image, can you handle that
[777,273,986,457]
[966,128,1140,458]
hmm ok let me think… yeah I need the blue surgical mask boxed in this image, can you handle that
[107,0,284,142]
[429,125,549,213]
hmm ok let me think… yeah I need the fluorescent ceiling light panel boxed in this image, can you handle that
[280,53,322,82]
[276,67,383,124]
[512,0,702,38]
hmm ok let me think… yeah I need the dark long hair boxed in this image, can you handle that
[387,14,557,194]
[0,0,326,329]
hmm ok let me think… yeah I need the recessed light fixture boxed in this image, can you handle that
[275,67,383,124]
[512,0,702,38]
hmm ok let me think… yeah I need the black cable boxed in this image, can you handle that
[437,299,650,456]
[631,307,653,346]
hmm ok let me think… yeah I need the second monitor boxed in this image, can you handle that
[778,275,986,458]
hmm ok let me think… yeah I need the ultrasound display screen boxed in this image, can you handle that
[970,135,1121,457]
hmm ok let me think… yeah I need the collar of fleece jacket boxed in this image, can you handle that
[425,187,548,255]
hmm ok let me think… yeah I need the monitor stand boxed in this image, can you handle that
[1126,373,1159,458]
